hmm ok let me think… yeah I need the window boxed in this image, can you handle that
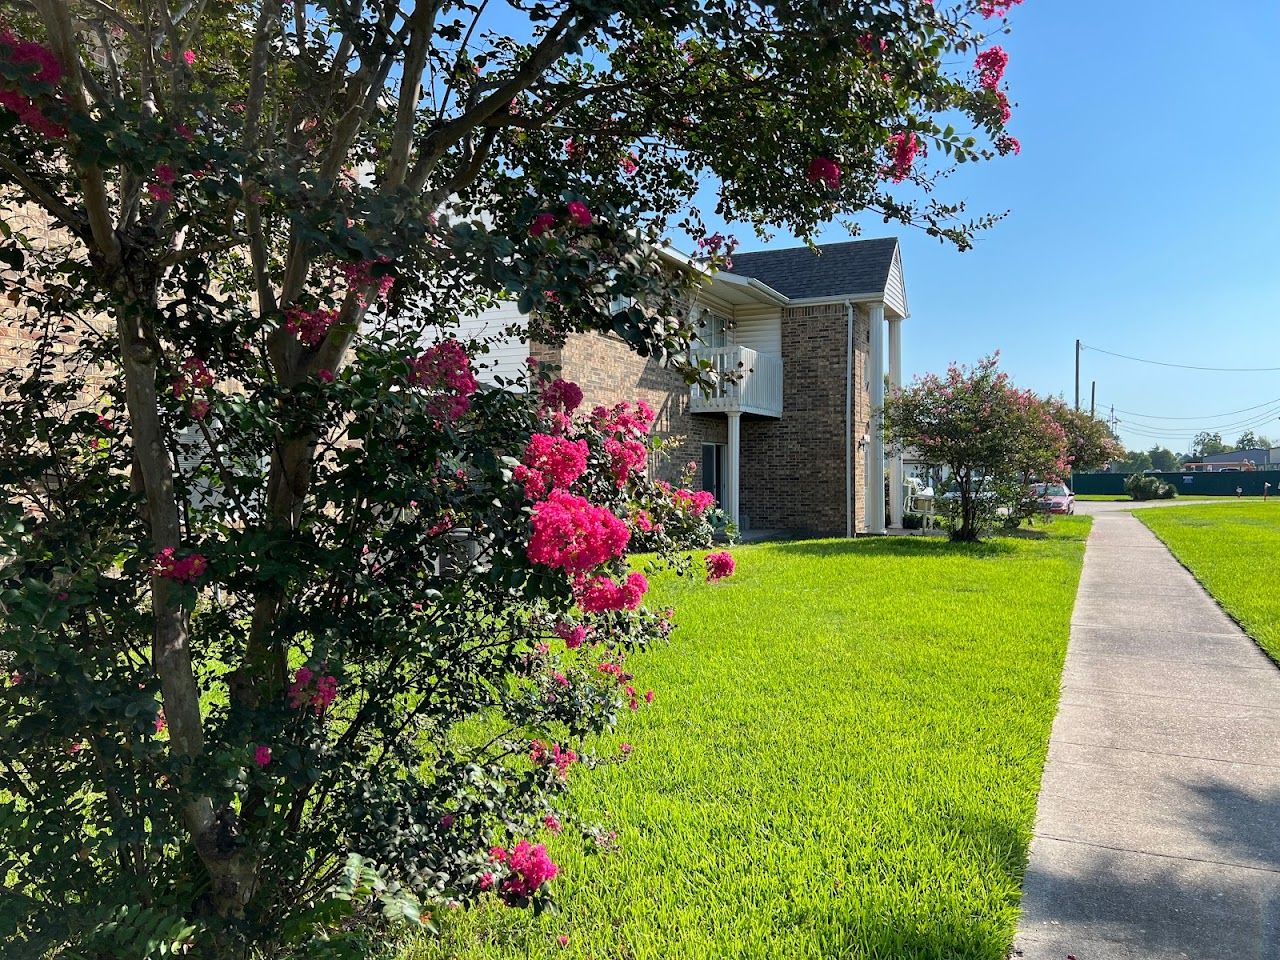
[694,310,729,349]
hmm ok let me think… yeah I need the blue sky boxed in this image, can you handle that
[708,1,1280,453]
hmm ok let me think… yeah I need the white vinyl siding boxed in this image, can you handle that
[426,301,529,388]
[732,311,782,357]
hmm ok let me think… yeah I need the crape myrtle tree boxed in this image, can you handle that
[1051,401,1121,474]
[0,0,1025,954]
[882,354,1063,541]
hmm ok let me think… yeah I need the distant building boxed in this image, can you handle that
[1182,447,1276,472]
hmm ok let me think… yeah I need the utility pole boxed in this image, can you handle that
[1074,339,1081,411]
[1090,381,1096,418]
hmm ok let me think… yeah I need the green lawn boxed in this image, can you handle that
[1075,494,1131,501]
[1138,502,1280,661]
[408,518,1091,960]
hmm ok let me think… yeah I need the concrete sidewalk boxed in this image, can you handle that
[1013,508,1280,960]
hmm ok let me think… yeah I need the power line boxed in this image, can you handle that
[1107,396,1280,421]
[1081,343,1280,373]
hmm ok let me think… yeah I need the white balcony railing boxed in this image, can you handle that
[689,345,783,418]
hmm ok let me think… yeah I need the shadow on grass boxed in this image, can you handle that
[767,536,1021,560]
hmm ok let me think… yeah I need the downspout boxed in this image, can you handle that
[845,299,855,538]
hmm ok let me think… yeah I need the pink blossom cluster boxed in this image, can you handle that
[705,551,735,582]
[147,163,178,202]
[668,485,716,517]
[285,306,338,348]
[174,357,214,396]
[529,739,578,778]
[604,436,648,487]
[887,132,920,183]
[337,257,395,307]
[806,156,842,190]
[518,434,589,498]
[408,340,479,422]
[554,621,587,649]
[695,232,739,268]
[540,378,583,415]
[154,547,207,583]
[590,400,655,438]
[996,134,1022,156]
[0,30,66,139]
[490,839,559,903]
[254,745,272,768]
[288,666,339,714]
[975,46,1009,90]
[527,489,630,577]
[978,0,1024,18]
[577,571,648,613]
[529,201,593,237]
[619,152,639,175]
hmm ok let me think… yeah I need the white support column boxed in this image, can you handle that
[726,411,741,530]
[888,316,904,528]
[865,302,886,534]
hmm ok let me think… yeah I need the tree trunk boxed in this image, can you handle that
[110,261,258,918]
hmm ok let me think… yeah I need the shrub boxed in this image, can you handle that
[902,512,926,530]
[1125,474,1176,501]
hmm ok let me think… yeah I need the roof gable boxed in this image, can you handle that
[728,237,905,315]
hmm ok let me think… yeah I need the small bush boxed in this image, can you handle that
[902,512,926,530]
[1125,474,1175,501]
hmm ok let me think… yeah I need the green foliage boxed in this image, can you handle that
[883,356,1068,541]
[408,522,1092,959]
[1124,474,1176,501]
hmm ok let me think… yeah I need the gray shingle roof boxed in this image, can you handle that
[728,237,899,301]
[1199,448,1271,464]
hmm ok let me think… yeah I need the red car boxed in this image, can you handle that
[1033,482,1075,515]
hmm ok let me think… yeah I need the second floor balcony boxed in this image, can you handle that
[689,345,783,418]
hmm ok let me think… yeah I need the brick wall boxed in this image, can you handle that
[534,332,727,485]
[1,199,109,385]
[739,302,870,536]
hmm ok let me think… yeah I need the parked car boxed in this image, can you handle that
[1033,482,1074,515]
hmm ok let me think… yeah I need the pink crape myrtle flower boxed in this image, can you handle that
[979,0,1024,18]
[705,551,736,582]
[0,30,67,139]
[530,212,557,237]
[288,666,340,715]
[554,621,588,649]
[521,434,589,493]
[540,378,583,414]
[254,745,272,768]
[975,46,1009,90]
[409,340,479,421]
[527,489,630,576]
[671,487,716,517]
[284,306,338,347]
[604,436,648,487]
[566,200,592,227]
[576,571,648,613]
[154,547,207,583]
[494,839,559,904]
[530,740,578,778]
[805,156,841,190]
[887,132,919,183]
[337,257,395,306]
[543,814,563,834]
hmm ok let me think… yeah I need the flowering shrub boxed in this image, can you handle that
[882,355,1075,540]
[0,1,1022,955]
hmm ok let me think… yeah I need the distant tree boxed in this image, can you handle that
[1112,449,1153,473]
[1050,404,1121,473]
[1235,431,1272,450]
[1192,432,1231,458]
[883,355,1068,542]
[1148,446,1181,471]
